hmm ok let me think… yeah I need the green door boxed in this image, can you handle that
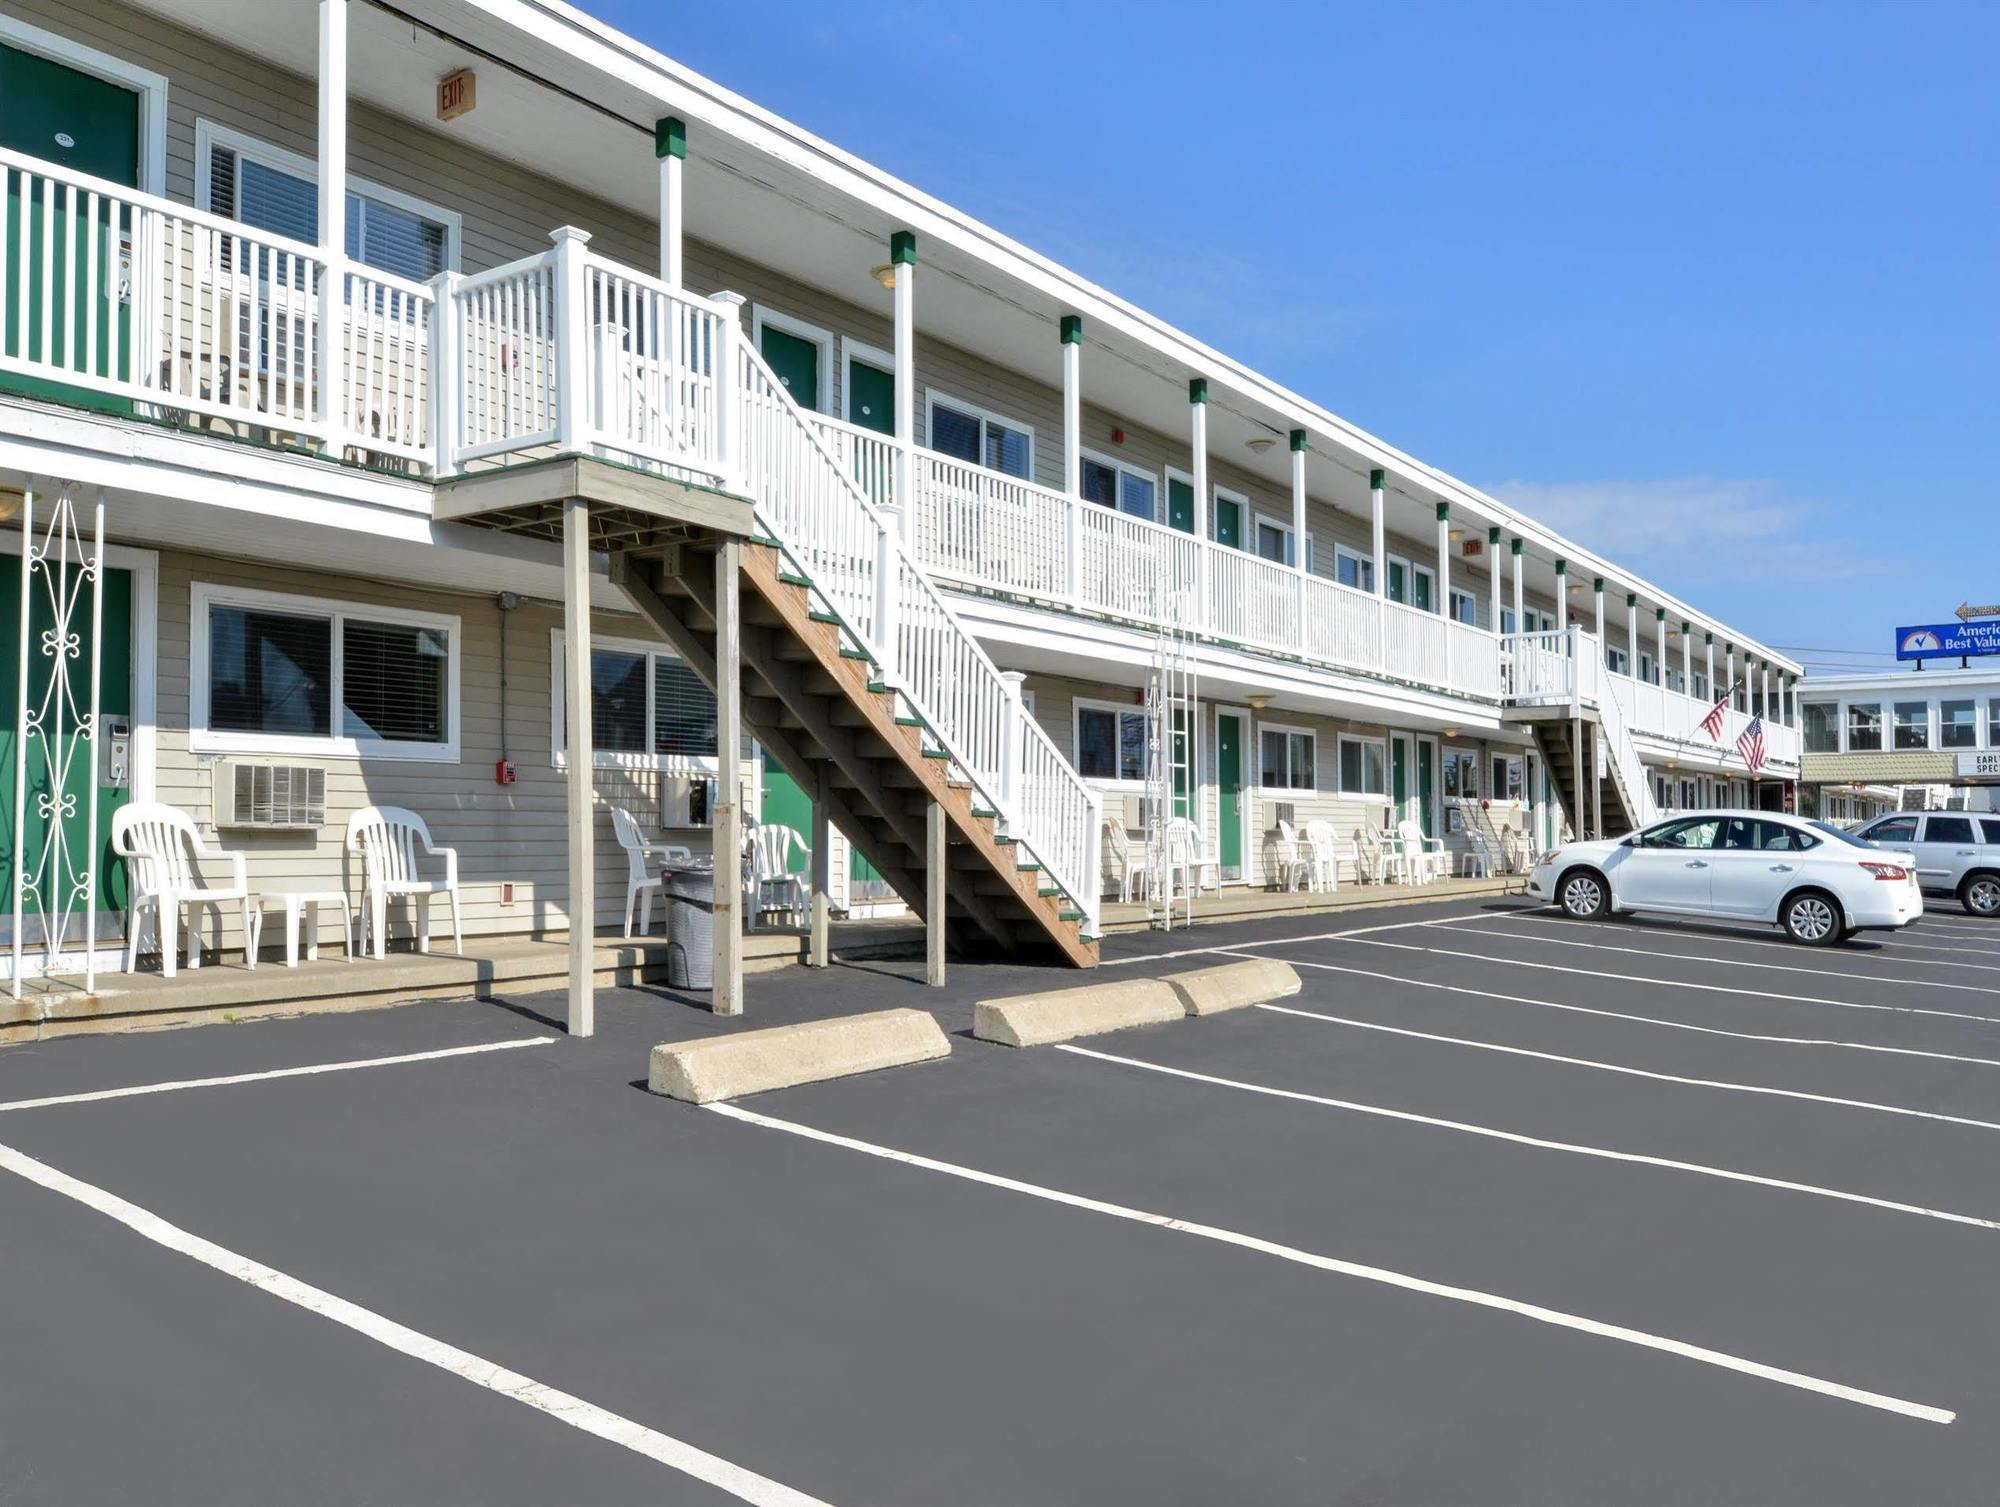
[1412,571,1434,613]
[1390,736,1408,825]
[0,43,141,413]
[1417,739,1436,839]
[0,559,134,949]
[759,325,820,411]
[846,358,893,435]
[1167,477,1195,535]
[1387,560,1407,604]
[760,769,880,894]
[1216,713,1243,880]
[1212,495,1242,550]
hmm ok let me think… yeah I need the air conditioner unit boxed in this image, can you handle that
[212,761,326,830]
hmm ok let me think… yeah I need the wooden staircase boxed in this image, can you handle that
[613,542,1098,966]
[1530,717,1644,840]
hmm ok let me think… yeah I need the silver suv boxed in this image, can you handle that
[1856,812,2000,917]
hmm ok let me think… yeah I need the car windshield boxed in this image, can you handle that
[1810,820,1878,850]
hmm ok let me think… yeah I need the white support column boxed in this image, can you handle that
[430,271,462,476]
[1726,644,1737,708]
[1681,620,1692,696]
[926,799,947,988]
[712,538,744,1015]
[1593,578,1605,651]
[1370,468,1387,648]
[1654,607,1667,689]
[1489,528,1504,633]
[1061,315,1083,601]
[1554,560,1568,635]
[656,116,685,289]
[998,669,1027,834]
[890,230,916,522]
[560,498,595,1038]
[1761,662,1771,724]
[1435,502,1453,686]
[1626,593,1639,679]
[550,227,592,451]
[316,0,348,444]
[1511,539,1525,642]
[1705,633,1716,700]
[1189,378,1209,627]
[1290,430,1309,640]
[809,765,831,969]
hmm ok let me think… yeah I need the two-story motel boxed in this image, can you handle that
[0,0,1802,1022]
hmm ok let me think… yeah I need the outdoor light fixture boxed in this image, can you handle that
[869,262,896,290]
[1247,693,1274,710]
[0,487,23,523]
[1244,434,1277,454]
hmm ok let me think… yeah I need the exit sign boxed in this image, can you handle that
[1462,538,1484,558]
[437,68,476,122]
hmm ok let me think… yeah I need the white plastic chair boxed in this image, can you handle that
[1304,820,1360,890]
[1353,824,1391,884]
[1395,818,1450,885]
[347,806,462,958]
[612,807,692,935]
[1165,816,1219,895]
[1104,821,1154,903]
[112,803,256,977]
[748,823,810,927]
[1269,820,1307,892]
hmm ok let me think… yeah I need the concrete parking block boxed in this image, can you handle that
[647,1008,951,1103]
[973,978,1184,1048]
[1164,958,1302,1016]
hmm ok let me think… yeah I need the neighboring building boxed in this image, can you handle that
[1798,669,2000,821]
[0,0,1800,988]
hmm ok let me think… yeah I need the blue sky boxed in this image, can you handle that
[598,0,1996,672]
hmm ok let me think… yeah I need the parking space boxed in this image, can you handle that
[6,897,2000,1503]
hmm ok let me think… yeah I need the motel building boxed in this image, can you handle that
[0,0,1799,1036]
[1799,668,2000,822]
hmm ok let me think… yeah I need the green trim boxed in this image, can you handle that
[1593,576,1605,592]
[1490,527,1504,546]
[1288,428,1308,452]
[1510,537,1524,556]
[808,610,840,625]
[1059,313,1082,345]
[894,715,922,727]
[1704,632,1714,646]
[839,647,871,661]
[1656,607,1667,621]
[1681,620,1691,633]
[654,116,686,160]
[921,748,950,761]
[779,572,812,588]
[1188,377,1208,404]
[890,229,917,266]
[1435,501,1450,521]
[1554,558,1566,575]
[1369,467,1385,490]
[1625,592,1637,607]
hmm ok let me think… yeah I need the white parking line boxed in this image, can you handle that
[1242,961,2000,1136]
[1333,932,2000,1030]
[1517,914,2000,974]
[1096,911,1495,967]
[1056,1042,2000,1233]
[0,1140,835,1506]
[706,1101,1952,1425]
[0,1038,557,1115]
[1441,919,2000,998]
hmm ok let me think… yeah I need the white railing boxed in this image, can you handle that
[1503,628,1573,704]
[446,250,559,462]
[1078,504,1201,624]
[1591,660,1658,830]
[809,412,898,509]
[1449,620,1502,700]
[579,255,724,477]
[909,449,1070,600]
[1303,574,1383,668]
[1383,598,1447,686]
[735,340,1102,933]
[339,264,432,464]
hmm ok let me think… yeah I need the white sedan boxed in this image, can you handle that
[1528,810,1923,944]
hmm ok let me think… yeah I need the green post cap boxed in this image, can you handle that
[1681,620,1691,633]
[1554,558,1566,574]
[1510,537,1524,556]
[1188,377,1208,404]
[1369,468,1385,490]
[1289,428,1307,452]
[1705,631,1714,645]
[1625,593,1637,608]
[1656,607,1667,621]
[1436,501,1450,521]
[1490,527,1504,545]
[655,116,686,160]
[1059,314,1082,345]
[890,229,917,266]
[1593,577,1605,592]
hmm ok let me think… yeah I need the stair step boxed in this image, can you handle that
[895,716,923,728]
[808,610,841,625]
[1017,861,1041,873]
[779,572,812,588]
[1059,909,1083,922]
[839,647,872,662]
[972,806,998,820]
[921,749,949,761]
[867,680,889,694]
[1039,886,1060,897]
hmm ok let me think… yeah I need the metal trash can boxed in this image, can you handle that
[665,865,717,989]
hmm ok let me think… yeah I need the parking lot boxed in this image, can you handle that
[8,894,2000,1504]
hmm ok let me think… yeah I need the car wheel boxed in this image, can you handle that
[1558,868,1610,921]
[1781,890,1842,946]
[1960,872,2000,919]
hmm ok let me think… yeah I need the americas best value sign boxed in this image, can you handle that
[1895,619,2000,661]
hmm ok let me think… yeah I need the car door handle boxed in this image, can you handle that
[1685,860,1708,869]
[1958,851,1977,857]
[1769,863,1794,873]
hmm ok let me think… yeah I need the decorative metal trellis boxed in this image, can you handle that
[11,483,106,1000]
[1143,570,1199,931]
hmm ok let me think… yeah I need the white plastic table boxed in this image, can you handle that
[257,889,356,968]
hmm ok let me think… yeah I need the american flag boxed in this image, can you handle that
[1699,680,1742,741]
[1736,716,1767,774]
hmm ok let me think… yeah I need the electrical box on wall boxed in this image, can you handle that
[494,759,516,785]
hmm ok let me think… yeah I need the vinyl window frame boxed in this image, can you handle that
[550,630,723,773]
[927,388,1035,480]
[190,581,460,762]
[1257,721,1317,793]
[1335,733,1387,798]
[1080,447,1158,524]
[1333,544,1374,594]
[1072,696,1148,787]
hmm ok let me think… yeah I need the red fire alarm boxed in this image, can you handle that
[1111,427,1127,445]
[495,759,517,785]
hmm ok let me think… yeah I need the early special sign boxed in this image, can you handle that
[1895,619,2000,661]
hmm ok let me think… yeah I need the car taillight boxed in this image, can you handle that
[1859,862,1908,882]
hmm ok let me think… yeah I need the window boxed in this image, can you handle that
[1679,779,1697,810]
[1721,818,1817,852]
[1075,702,1145,782]
[1442,749,1479,799]
[1982,819,2000,846]
[1638,652,1657,686]
[1638,816,1722,850]
[1386,557,1435,611]
[1864,816,1918,844]
[1941,699,1978,749]
[1847,702,1883,752]
[1259,725,1315,791]
[1334,546,1374,593]
[194,584,457,760]
[1605,645,1629,676]
[928,393,1032,479]
[197,123,458,282]
[1449,589,1479,627]
[1893,701,1930,750]
[1693,672,1709,701]
[1080,452,1156,522]
[552,635,720,767]
[1490,754,1524,801]
[1254,518,1294,566]
[1927,816,1977,845]
[1337,735,1385,796]
[1991,699,2000,748]
[1803,702,1838,753]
